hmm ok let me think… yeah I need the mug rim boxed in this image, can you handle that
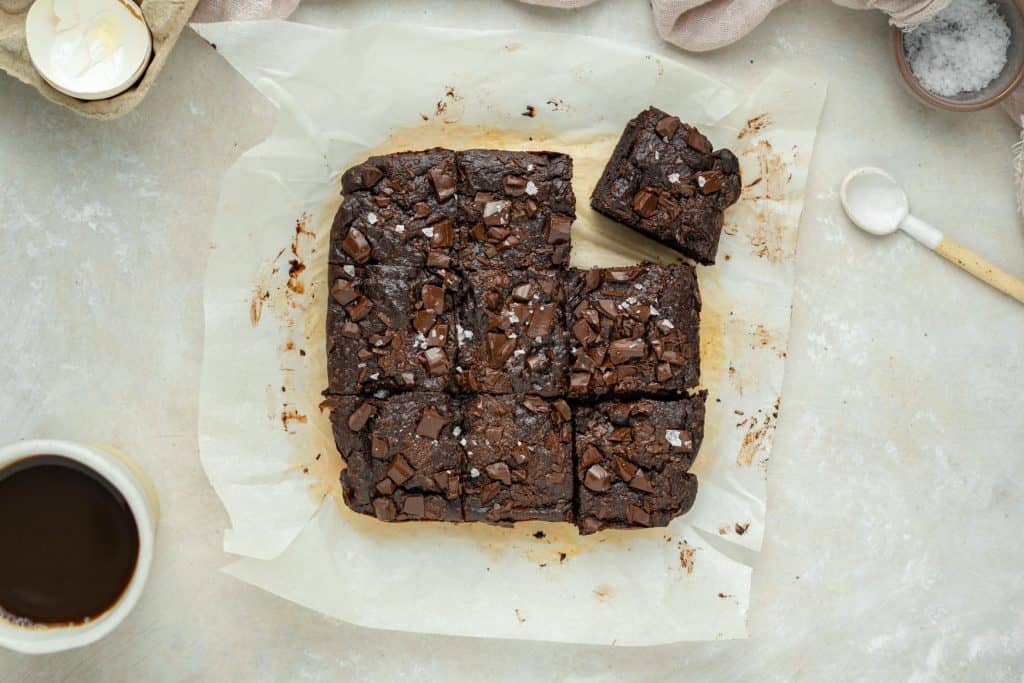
[0,439,157,654]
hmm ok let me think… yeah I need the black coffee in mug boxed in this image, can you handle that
[0,456,139,626]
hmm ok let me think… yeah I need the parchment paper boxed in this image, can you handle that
[194,20,826,645]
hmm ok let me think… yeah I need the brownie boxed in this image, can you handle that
[461,395,573,524]
[566,262,700,399]
[575,394,705,534]
[331,393,463,522]
[455,150,574,271]
[326,264,459,394]
[330,149,458,269]
[590,107,741,265]
[456,269,568,397]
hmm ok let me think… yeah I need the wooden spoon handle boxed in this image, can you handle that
[934,237,1024,304]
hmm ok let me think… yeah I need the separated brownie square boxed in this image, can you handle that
[566,262,700,399]
[456,269,569,397]
[332,393,463,522]
[330,149,458,269]
[575,395,705,534]
[461,395,574,524]
[455,150,574,271]
[591,107,741,264]
[326,264,459,394]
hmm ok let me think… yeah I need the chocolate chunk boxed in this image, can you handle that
[632,189,659,218]
[387,454,414,485]
[629,469,655,493]
[371,436,389,460]
[426,324,448,348]
[522,395,549,413]
[483,200,511,227]
[527,305,556,338]
[341,228,372,263]
[426,251,452,268]
[580,445,604,469]
[612,455,638,482]
[428,167,456,202]
[342,164,384,192]
[546,214,572,244]
[340,322,361,338]
[626,504,651,526]
[422,347,449,376]
[608,338,646,364]
[596,299,619,319]
[413,311,436,334]
[416,407,447,439]
[373,497,397,521]
[608,427,633,442]
[430,219,455,247]
[330,279,359,306]
[347,401,375,431]
[511,283,533,302]
[584,464,612,492]
[553,400,572,421]
[655,115,680,140]
[503,175,527,196]
[572,319,595,345]
[421,284,446,314]
[485,462,512,486]
[346,296,374,322]
[486,333,516,368]
[697,171,723,195]
[686,127,712,154]
[403,495,425,517]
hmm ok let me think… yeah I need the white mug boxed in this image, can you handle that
[0,439,158,654]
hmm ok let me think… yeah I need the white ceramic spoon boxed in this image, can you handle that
[840,167,1024,304]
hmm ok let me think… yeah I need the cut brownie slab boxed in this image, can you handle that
[591,107,741,264]
[566,262,700,399]
[461,395,573,524]
[575,394,705,535]
[456,150,574,271]
[456,269,569,397]
[327,264,459,394]
[330,149,458,269]
[331,393,463,522]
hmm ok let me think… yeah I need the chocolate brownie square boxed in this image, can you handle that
[461,395,573,524]
[455,150,574,271]
[566,262,700,399]
[326,264,459,395]
[575,395,705,535]
[591,107,741,265]
[331,393,463,522]
[456,269,569,397]
[330,149,458,269]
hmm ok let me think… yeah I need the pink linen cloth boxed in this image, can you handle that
[191,0,300,24]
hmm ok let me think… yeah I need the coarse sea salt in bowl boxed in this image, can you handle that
[892,0,1024,112]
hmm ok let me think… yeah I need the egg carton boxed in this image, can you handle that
[0,0,199,119]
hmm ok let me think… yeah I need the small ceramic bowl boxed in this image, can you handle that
[892,0,1024,112]
[0,440,159,654]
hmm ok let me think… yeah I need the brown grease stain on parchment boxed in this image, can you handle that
[256,118,733,564]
